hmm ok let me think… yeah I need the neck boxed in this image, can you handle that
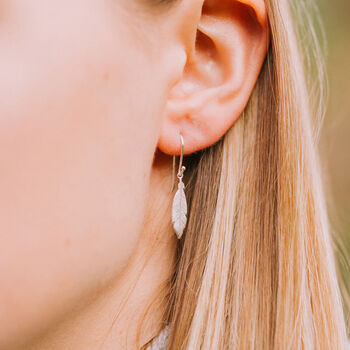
[24,156,177,350]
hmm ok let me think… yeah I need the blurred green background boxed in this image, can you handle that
[317,0,350,324]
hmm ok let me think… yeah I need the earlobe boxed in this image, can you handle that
[157,0,270,156]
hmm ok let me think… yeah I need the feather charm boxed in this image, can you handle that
[172,178,187,239]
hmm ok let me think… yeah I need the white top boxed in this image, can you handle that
[145,325,170,350]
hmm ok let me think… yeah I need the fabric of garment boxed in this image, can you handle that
[145,325,169,350]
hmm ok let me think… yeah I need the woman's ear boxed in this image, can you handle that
[157,0,269,155]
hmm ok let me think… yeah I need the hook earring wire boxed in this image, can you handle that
[172,134,185,192]
[172,155,176,192]
[177,134,185,177]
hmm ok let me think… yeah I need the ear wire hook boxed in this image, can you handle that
[177,134,185,178]
[172,134,185,192]
[172,156,176,192]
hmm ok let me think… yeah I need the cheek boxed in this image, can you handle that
[0,1,163,347]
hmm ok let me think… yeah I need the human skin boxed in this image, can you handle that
[0,0,269,349]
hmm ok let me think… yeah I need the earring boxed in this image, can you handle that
[171,133,188,239]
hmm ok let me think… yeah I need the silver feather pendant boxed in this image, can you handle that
[172,177,187,239]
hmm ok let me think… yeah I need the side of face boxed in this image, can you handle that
[0,0,269,347]
[0,0,172,347]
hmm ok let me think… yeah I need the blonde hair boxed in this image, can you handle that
[141,0,350,348]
